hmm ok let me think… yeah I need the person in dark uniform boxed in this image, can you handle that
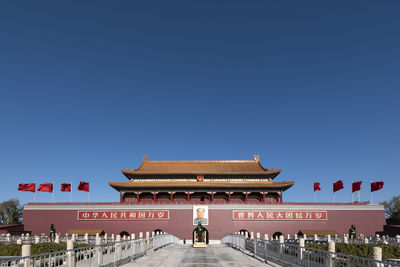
[49,224,56,242]
[349,225,356,239]
[193,222,209,244]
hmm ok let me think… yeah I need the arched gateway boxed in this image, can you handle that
[22,155,386,240]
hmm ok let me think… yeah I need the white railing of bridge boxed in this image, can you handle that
[0,233,179,267]
[221,234,400,267]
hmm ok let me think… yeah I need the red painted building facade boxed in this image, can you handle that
[22,156,385,239]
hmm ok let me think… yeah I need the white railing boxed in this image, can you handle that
[221,234,400,267]
[0,233,179,267]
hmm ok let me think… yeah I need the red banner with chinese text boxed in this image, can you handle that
[232,210,327,221]
[77,210,169,220]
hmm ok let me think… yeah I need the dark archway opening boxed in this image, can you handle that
[239,229,249,237]
[154,229,163,235]
[272,231,283,239]
[119,231,129,237]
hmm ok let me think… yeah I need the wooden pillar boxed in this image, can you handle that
[137,192,140,202]
[120,192,123,203]
[211,192,214,202]
[187,192,190,202]
[281,191,283,203]
[262,192,266,202]
[228,192,231,202]
[170,192,174,201]
[245,192,248,202]
[153,192,156,202]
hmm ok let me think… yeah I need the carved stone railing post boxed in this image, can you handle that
[21,244,31,267]
[298,238,305,262]
[96,235,102,266]
[67,239,75,267]
[372,247,382,267]
[327,241,335,267]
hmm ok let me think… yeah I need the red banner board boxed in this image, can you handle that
[77,210,169,220]
[232,210,327,221]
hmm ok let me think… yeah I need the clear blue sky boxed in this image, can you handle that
[0,1,399,205]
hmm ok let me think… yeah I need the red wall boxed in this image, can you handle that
[22,205,385,240]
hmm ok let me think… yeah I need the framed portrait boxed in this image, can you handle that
[193,205,208,225]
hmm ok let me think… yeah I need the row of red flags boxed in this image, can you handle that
[313,181,384,192]
[18,182,89,193]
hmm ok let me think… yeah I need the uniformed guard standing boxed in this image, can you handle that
[49,224,56,242]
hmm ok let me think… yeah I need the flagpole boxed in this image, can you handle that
[370,180,372,203]
[351,180,353,203]
[88,192,90,203]
[314,191,316,203]
[34,181,37,202]
[52,181,54,204]
[70,181,72,204]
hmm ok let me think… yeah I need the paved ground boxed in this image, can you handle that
[124,244,275,267]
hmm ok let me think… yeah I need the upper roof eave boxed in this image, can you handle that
[121,155,281,178]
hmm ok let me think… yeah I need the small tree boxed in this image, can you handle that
[0,199,23,224]
[381,196,400,225]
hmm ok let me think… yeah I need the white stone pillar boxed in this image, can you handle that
[298,238,305,261]
[287,234,290,240]
[116,235,122,261]
[396,235,400,244]
[303,234,307,239]
[372,247,382,267]
[104,233,107,240]
[111,233,115,240]
[71,233,76,243]
[34,236,40,244]
[146,231,150,241]
[131,233,135,240]
[152,231,155,237]
[67,240,75,267]
[84,233,89,244]
[21,244,31,267]
[17,238,22,244]
[327,241,335,267]
[264,234,269,240]
[245,232,249,239]
[6,233,11,242]
[139,232,143,239]
[279,235,284,258]
[364,238,369,244]
[314,234,318,241]
[54,234,60,244]
[294,234,298,240]
[256,232,260,239]
[250,232,254,240]
[343,236,348,244]
[95,236,103,266]
[327,234,331,242]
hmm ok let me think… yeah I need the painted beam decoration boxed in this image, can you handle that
[77,210,169,220]
[232,210,327,221]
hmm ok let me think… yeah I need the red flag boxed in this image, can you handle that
[333,180,344,192]
[371,181,384,192]
[352,181,362,193]
[61,183,71,192]
[78,181,89,192]
[18,183,36,192]
[38,183,53,193]
[313,182,321,192]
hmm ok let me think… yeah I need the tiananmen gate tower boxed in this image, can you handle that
[22,156,385,239]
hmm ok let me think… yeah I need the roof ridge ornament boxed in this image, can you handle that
[253,155,260,162]
[143,155,149,162]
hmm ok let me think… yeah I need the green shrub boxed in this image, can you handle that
[306,243,400,259]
